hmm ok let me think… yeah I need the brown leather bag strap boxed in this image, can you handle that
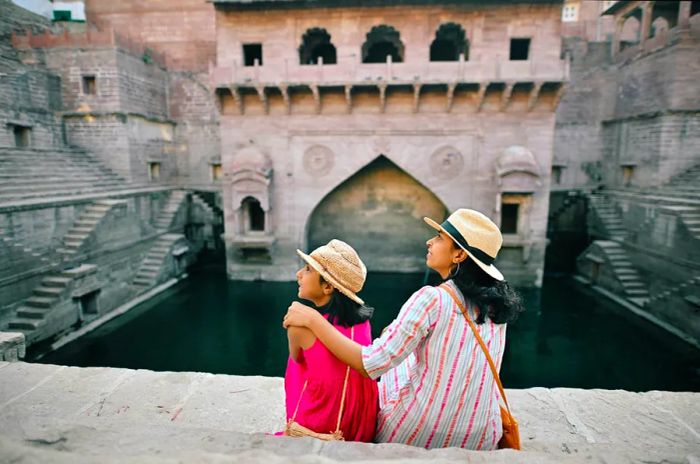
[290,326,354,433]
[333,326,353,433]
[439,284,513,417]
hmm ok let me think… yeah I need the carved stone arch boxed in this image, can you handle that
[230,145,272,213]
[496,145,542,192]
[303,155,448,271]
[430,22,469,61]
[299,27,337,65]
[362,25,404,63]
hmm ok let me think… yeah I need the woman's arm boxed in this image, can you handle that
[287,325,316,363]
[284,302,368,377]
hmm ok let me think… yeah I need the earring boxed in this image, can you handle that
[448,261,461,278]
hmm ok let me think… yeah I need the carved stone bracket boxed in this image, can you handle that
[229,85,243,115]
[279,84,291,114]
[500,83,514,111]
[255,86,268,114]
[412,83,422,113]
[379,83,387,113]
[476,82,488,112]
[446,83,456,113]
[310,85,321,114]
[527,82,544,112]
[344,85,353,113]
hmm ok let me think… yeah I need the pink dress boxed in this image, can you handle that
[284,318,378,442]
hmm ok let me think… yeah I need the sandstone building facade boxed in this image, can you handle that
[211,0,568,285]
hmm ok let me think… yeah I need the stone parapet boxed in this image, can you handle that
[0,362,697,463]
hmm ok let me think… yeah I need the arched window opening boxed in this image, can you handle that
[299,28,337,65]
[650,16,669,37]
[620,15,640,50]
[430,23,468,61]
[362,25,404,63]
[242,196,265,232]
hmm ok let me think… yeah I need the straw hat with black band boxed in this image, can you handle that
[424,208,505,281]
[296,239,367,305]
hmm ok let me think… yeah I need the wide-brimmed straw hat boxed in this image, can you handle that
[424,208,505,281]
[296,239,367,304]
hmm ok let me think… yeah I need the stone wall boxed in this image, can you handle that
[0,190,211,344]
[168,73,221,190]
[85,0,216,72]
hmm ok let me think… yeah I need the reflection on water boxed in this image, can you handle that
[40,270,700,392]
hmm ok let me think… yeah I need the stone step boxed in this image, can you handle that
[42,276,72,288]
[133,278,154,286]
[34,286,64,297]
[7,318,40,330]
[64,233,88,241]
[16,307,48,319]
[140,264,161,272]
[81,212,106,220]
[625,289,650,296]
[74,220,100,228]
[63,240,83,248]
[25,296,55,308]
[137,270,159,278]
[71,226,94,234]
[621,281,646,289]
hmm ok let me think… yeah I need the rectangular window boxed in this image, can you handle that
[552,166,564,184]
[243,43,263,67]
[211,163,222,181]
[53,10,72,21]
[82,75,96,95]
[79,290,99,315]
[622,165,635,187]
[501,203,520,234]
[562,5,579,22]
[148,162,161,181]
[509,38,531,61]
[13,125,31,148]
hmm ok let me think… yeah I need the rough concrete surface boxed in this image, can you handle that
[0,362,698,463]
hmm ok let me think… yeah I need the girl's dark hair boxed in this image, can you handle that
[317,275,374,327]
[449,257,525,325]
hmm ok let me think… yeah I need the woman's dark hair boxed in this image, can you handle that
[316,275,374,327]
[448,256,525,325]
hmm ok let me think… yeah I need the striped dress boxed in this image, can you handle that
[361,280,507,450]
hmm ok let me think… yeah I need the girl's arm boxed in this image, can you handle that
[284,302,368,377]
[287,325,316,363]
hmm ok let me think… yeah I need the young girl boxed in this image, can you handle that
[281,239,377,442]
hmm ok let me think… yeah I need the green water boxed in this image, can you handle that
[39,270,700,392]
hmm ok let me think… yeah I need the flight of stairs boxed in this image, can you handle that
[154,191,188,230]
[56,200,121,259]
[0,148,130,204]
[596,240,650,307]
[645,275,700,308]
[132,233,185,291]
[588,193,626,241]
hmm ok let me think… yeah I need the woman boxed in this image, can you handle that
[283,209,524,449]
[282,239,378,442]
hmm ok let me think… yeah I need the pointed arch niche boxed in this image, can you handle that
[228,146,274,262]
[305,155,447,272]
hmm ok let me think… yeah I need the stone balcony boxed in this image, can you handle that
[210,57,569,115]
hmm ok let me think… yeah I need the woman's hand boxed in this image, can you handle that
[283,301,320,329]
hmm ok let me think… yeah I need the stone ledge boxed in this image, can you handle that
[0,362,698,463]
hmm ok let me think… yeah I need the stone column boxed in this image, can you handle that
[611,17,624,57]
[678,1,692,29]
[640,2,653,45]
